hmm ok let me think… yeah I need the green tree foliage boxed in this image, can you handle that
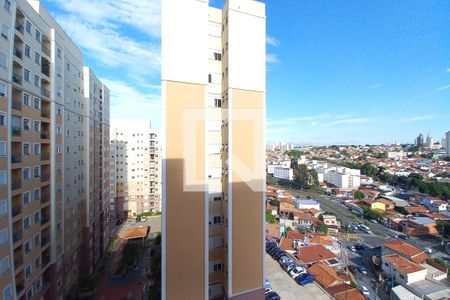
[293,164,319,189]
[315,221,328,234]
[266,212,276,224]
[285,150,305,159]
[354,191,365,200]
[362,206,383,222]
[437,220,450,238]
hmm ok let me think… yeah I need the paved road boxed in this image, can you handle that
[265,253,333,300]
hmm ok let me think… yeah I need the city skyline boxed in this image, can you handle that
[40,0,450,145]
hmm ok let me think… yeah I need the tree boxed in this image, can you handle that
[437,220,450,238]
[293,164,309,189]
[266,212,276,224]
[315,221,328,234]
[354,191,365,200]
[285,150,305,159]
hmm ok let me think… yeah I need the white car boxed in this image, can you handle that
[359,285,369,297]
[289,266,306,278]
[141,216,147,222]
[424,247,433,254]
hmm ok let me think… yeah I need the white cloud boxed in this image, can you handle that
[332,118,369,125]
[395,115,437,124]
[367,84,383,90]
[266,53,279,64]
[266,35,279,47]
[446,68,450,73]
[48,0,161,37]
[435,84,450,92]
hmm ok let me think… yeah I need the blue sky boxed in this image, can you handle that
[42,0,450,145]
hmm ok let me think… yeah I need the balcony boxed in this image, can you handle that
[41,87,50,98]
[11,127,21,137]
[14,257,23,269]
[11,154,21,163]
[12,205,21,217]
[40,214,49,226]
[41,131,50,139]
[13,231,22,243]
[41,194,50,204]
[41,172,50,183]
[42,45,50,57]
[42,254,50,268]
[41,152,50,161]
[15,22,24,34]
[41,63,50,77]
[12,179,21,190]
[41,110,50,118]
[16,281,24,295]
[41,235,49,247]
[13,47,22,59]
[12,98,21,111]
[12,73,22,85]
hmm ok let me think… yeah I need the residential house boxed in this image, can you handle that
[400,217,438,236]
[327,283,366,300]
[363,197,394,212]
[422,197,448,213]
[307,262,341,288]
[404,206,429,216]
[382,254,427,284]
[278,237,295,252]
[294,199,321,211]
[322,215,341,235]
[266,223,281,239]
[294,244,339,267]
[382,239,429,263]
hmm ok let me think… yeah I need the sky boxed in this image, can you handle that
[41,0,450,145]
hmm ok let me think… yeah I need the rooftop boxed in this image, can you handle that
[295,244,337,264]
[383,239,428,263]
[307,262,341,288]
[383,254,425,274]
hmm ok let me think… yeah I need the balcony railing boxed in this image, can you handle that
[12,206,21,217]
[13,231,22,243]
[40,215,49,226]
[41,110,50,118]
[11,127,21,137]
[41,236,49,246]
[42,255,50,268]
[41,194,50,204]
[41,152,50,160]
[41,87,50,98]
[11,154,21,163]
[42,45,50,57]
[40,131,50,139]
[12,100,21,110]
[12,74,22,85]
[14,258,23,269]
[41,173,50,182]
[41,64,50,77]
[16,282,24,294]
[15,22,24,34]
[13,47,22,59]
[12,179,21,190]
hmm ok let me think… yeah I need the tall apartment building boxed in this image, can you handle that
[445,131,450,155]
[109,120,161,219]
[323,167,361,189]
[162,0,266,299]
[0,0,109,299]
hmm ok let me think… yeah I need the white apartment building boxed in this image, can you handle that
[110,120,161,218]
[273,166,293,181]
[382,254,427,285]
[324,166,361,189]
[446,130,450,155]
[0,0,109,298]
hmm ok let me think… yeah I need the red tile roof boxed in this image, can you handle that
[307,262,341,288]
[295,244,337,264]
[383,254,426,274]
[383,239,429,263]
[279,237,295,251]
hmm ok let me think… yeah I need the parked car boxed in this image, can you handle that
[295,272,315,285]
[386,231,398,238]
[268,247,280,256]
[116,219,123,225]
[278,256,291,265]
[141,216,147,222]
[370,219,378,224]
[135,216,141,222]
[347,265,356,273]
[265,291,281,300]
[348,245,356,252]
[264,279,272,293]
[289,266,306,278]
[359,285,370,297]
[424,247,433,254]
[274,251,286,260]
[358,266,368,275]
[266,242,277,251]
[354,244,364,251]
[398,234,409,240]
[282,261,296,272]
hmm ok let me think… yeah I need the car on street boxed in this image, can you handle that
[266,242,277,251]
[141,216,147,222]
[358,266,368,275]
[359,285,370,297]
[398,234,409,240]
[268,247,280,256]
[386,231,398,238]
[370,219,378,224]
[348,245,356,252]
[273,251,286,260]
[278,256,291,265]
[282,261,296,272]
[424,247,433,254]
[347,265,356,273]
[289,266,306,278]
[295,272,315,285]
[265,279,272,293]
[265,291,281,300]
[354,244,364,251]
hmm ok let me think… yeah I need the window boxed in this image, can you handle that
[23,192,30,206]
[34,52,40,65]
[25,264,32,278]
[56,126,61,135]
[23,118,30,131]
[33,211,40,224]
[33,188,40,201]
[33,166,40,178]
[208,73,212,83]
[0,171,6,186]
[0,51,6,68]
[0,141,4,156]
[23,167,30,181]
[214,98,221,107]
[399,274,405,280]
[0,81,5,97]
[24,44,30,57]
[0,256,9,275]
[33,120,40,132]
[3,0,11,12]
[1,24,9,40]
[33,143,41,155]
[0,199,6,216]
[24,239,31,254]
[25,20,32,33]
[0,228,7,246]
[2,285,11,300]
[23,143,30,155]
[24,69,30,81]
[57,48,61,58]
[214,52,222,61]
[34,255,41,269]
[35,29,41,43]
[23,93,30,106]
[34,97,40,109]
[34,75,40,87]
[23,215,31,230]
[26,288,32,299]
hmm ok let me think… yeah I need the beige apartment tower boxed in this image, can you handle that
[162,0,266,299]
[0,0,109,299]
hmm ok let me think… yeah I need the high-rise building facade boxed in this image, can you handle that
[416,133,424,147]
[426,133,433,148]
[0,0,109,299]
[162,0,266,299]
[446,131,450,155]
[109,120,161,219]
